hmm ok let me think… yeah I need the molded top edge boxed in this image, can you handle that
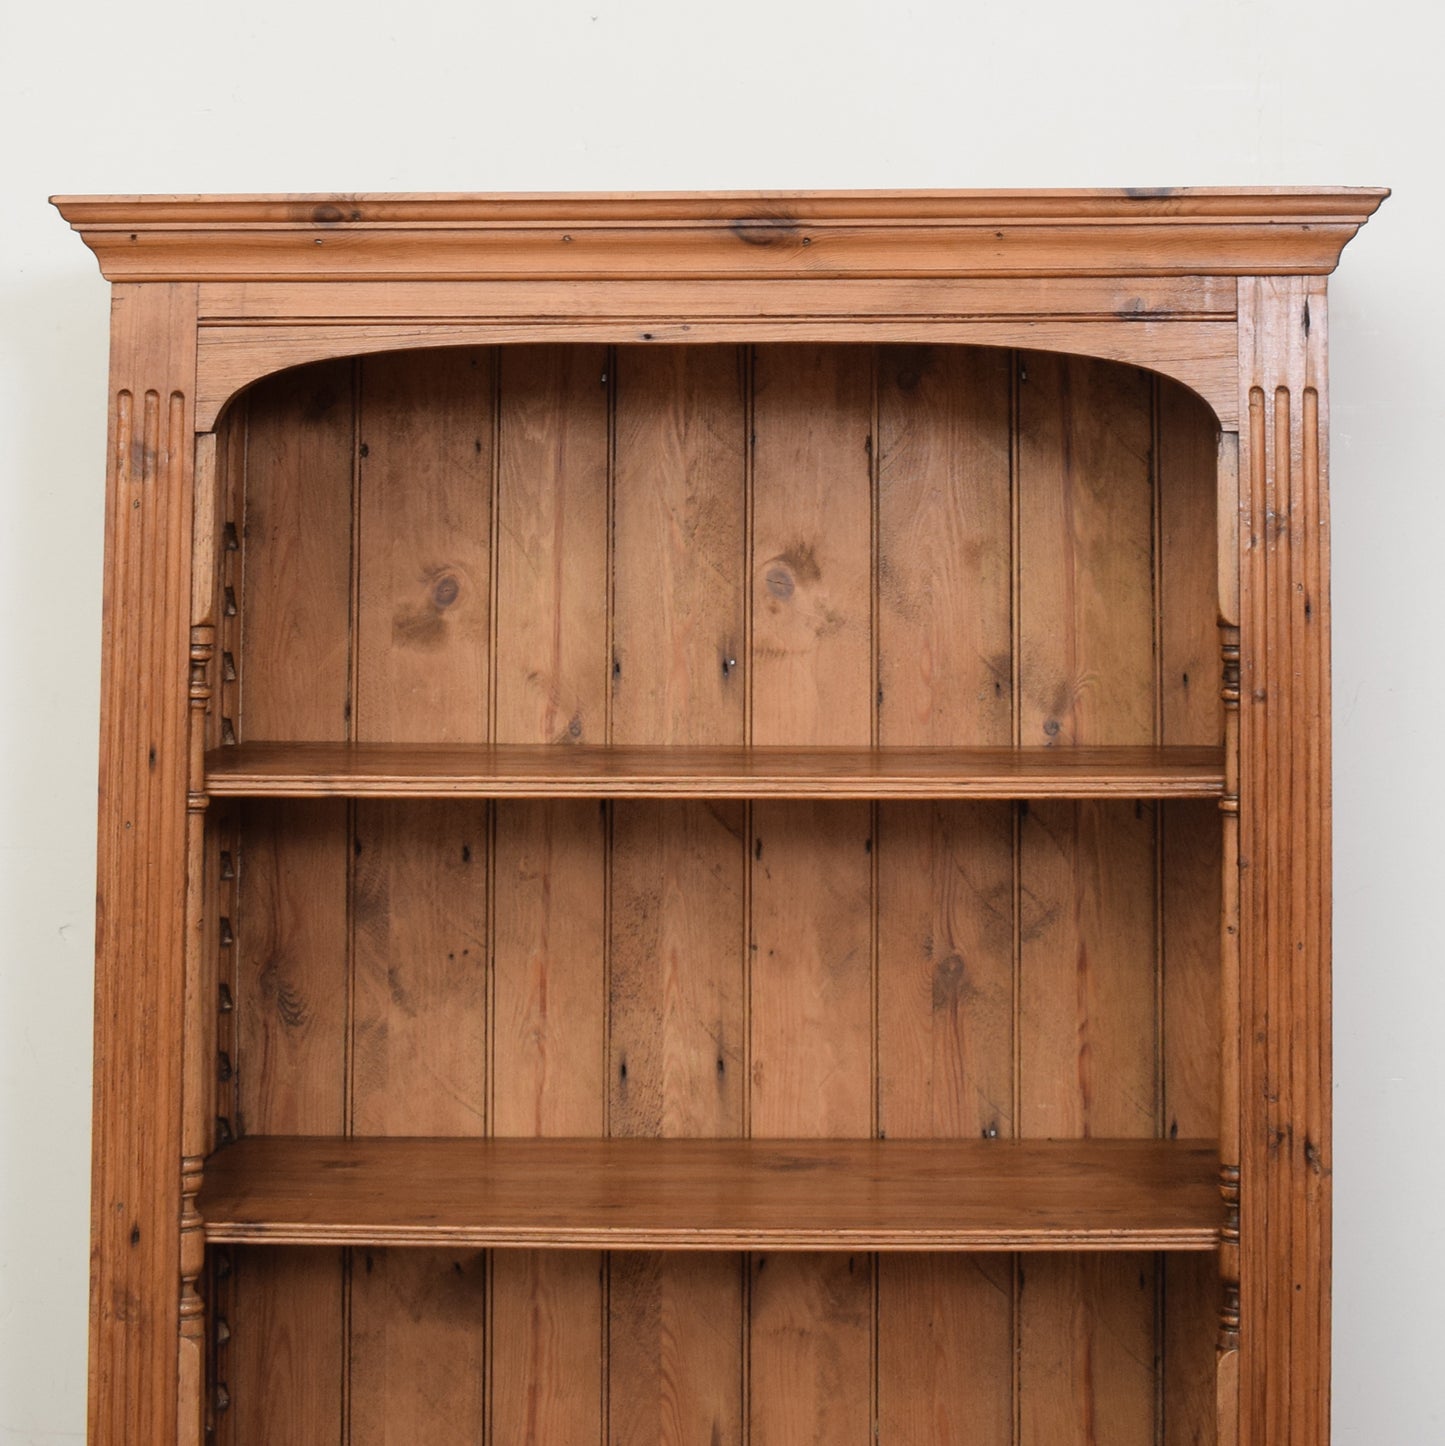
[51,186,1390,223]
[51,187,1389,282]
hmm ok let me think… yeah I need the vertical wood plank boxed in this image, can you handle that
[876,345,1014,750]
[609,346,747,1446]
[229,1249,344,1446]
[491,344,610,1445]
[231,358,355,1442]
[875,344,1015,1444]
[230,798,348,1441]
[610,345,746,748]
[239,360,353,742]
[492,344,610,746]
[235,800,349,1138]
[348,806,488,1443]
[1017,1255,1159,1446]
[749,344,874,1445]
[607,1251,743,1446]
[348,1247,487,1446]
[354,348,493,742]
[350,799,488,1137]
[1016,352,1158,1446]
[1158,379,1225,1446]
[1017,352,1156,751]
[347,340,496,1444]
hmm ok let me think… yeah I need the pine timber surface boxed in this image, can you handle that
[201,1137,1221,1251]
[206,742,1226,798]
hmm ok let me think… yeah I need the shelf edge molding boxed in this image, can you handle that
[199,1136,1222,1253]
[203,742,1227,800]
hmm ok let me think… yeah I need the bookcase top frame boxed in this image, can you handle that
[53,187,1387,283]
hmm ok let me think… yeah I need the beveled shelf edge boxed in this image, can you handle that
[202,1223,1220,1252]
[53,187,1389,282]
[203,742,1226,801]
[198,1136,1221,1254]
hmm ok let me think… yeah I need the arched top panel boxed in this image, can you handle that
[198,319,1236,432]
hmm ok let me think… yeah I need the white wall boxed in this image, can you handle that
[0,1,1432,1440]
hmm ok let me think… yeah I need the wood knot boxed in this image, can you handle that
[932,954,969,1009]
[765,565,794,600]
[730,215,800,247]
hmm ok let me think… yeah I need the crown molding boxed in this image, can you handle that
[52,187,1389,283]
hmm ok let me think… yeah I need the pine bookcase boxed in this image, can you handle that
[55,187,1386,1444]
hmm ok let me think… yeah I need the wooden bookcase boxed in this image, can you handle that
[55,188,1385,1445]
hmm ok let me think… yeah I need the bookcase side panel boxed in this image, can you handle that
[1236,275,1332,1446]
[90,281,198,1446]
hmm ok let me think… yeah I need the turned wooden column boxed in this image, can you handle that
[89,282,198,1445]
[1236,274,1333,1446]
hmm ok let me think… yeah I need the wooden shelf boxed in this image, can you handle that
[205,742,1225,800]
[199,1136,1221,1252]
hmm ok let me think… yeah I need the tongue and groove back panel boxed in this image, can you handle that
[214,342,1221,1445]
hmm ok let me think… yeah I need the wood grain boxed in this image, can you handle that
[87,284,197,1446]
[609,345,748,1446]
[56,187,1388,286]
[351,348,491,1139]
[493,344,609,746]
[230,801,347,1440]
[1236,276,1333,1446]
[608,1252,742,1446]
[490,343,609,1444]
[350,801,488,1136]
[875,342,1015,1444]
[355,347,492,742]
[348,345,493,1444]
[228,1249,343,1446]
[1158,377,1226,1446]
[238,360,353,741]
[750,343,874,1444]
[1017,1253,1159,1445]
[198,275,1238,323]
[348,1247,486,1446]
[190,318,1242,434]
[228,359,354,1440]
[1017,350,1160,1446]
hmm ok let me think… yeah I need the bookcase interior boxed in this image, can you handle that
[204,339,1224,1444]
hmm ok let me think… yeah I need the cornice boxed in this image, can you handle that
[52,187,1388,283]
